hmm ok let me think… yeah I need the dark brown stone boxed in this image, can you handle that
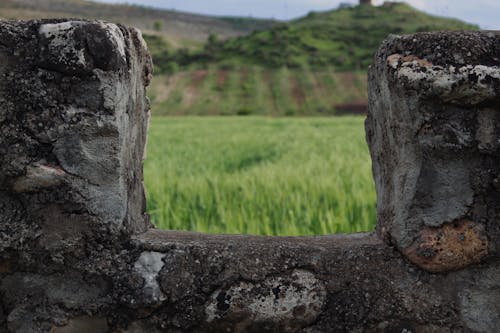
[403,219,489,273]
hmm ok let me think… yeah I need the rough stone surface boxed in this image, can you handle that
[403,219,489,273]
[366,31,500,273]
[134,251,167,303]
[0,23,499,332]
[0,19,153,332]
[0,18,152,236]
[204,269,326,332]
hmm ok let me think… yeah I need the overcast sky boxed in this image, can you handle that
[95,0,500,30]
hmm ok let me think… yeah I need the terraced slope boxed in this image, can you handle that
[149,67,367,116]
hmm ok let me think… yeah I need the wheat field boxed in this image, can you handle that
[144,116,376,236]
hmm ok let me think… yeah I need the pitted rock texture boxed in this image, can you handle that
[366,31,500,272]
[387,53,500,105]
[205,269,326,332]
[0,19,152,238]
[39,21,127,75]
[403,219,489,273]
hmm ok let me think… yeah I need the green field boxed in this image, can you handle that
[144,116,376,236]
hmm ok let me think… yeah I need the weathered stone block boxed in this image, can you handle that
[0,19,153,330]
[204,269,327,332]
[366,31,500,272]
[0,19,153,239]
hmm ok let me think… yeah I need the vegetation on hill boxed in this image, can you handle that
[0,0,277,45]
[147,2,477,72]
[148,66,367,116]
[143,2,476,115]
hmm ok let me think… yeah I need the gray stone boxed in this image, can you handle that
[12,164,67,193]
[50,316,109,333]
[38,21,127,75]
[134,251,167,303]
[205,269,326,332]
[0,18,152,235]
[366,31,499,272]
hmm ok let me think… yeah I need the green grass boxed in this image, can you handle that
[144,116,376,236]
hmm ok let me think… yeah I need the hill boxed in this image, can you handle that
[0,0,278,47]
[145,2,478,116]
[0,1,480,116]
[177,2,478,70]
[148,67,368,116]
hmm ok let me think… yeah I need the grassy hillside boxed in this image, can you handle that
[149,66,367,116]
[0,0,277,46]
[145,2,476,116]
[169,2,478,70]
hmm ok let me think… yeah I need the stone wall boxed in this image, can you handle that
[0,20,498,332]
[366,31,500,272]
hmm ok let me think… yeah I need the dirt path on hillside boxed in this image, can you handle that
[289,75,305,107]
[183,70,208,107]
[153,73,185,103]
[217,70,228,90]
